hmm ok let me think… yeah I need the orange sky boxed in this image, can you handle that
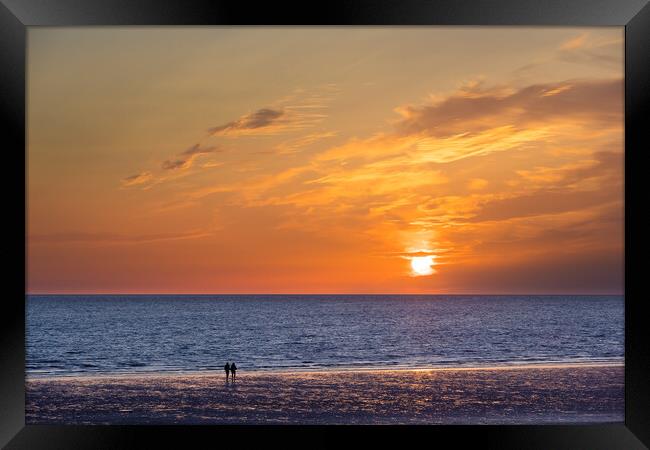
[27,27,624,294]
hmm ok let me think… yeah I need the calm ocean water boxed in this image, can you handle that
[26,295,624,378]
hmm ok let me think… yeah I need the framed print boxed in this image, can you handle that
[1,0,649,448]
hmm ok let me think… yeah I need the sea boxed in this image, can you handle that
[26,295,624,378]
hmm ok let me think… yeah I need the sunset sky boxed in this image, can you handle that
[27,27,624,294]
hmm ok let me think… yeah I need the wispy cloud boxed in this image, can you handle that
[30,229,213,245]
[175,76,622,280]
[209,108,286,136]
[181,144,216,156]
[162,144,218,171]
[560,33,592,51]
[120,144,220,189]
[515,32,623,79]
[394,78,622,139]
[208,85,337,138]
[208,106,328,138]
[121,86,338,189]
[557,32,623,68]
[121,171,153,187]
[273,131,338,155]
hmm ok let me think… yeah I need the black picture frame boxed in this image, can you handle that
[2,0,648,448]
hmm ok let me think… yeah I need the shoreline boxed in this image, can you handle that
[26,363,624,424]
[27,360,624,383]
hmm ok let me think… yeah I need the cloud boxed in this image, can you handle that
[187,77,622,217]
[201,161,223,169]
[314,77,621,167]
[30,229,212,245]
[557,32,623,68]
[161,158,190,170]
[117,75,621,291]
[162,144,217,171]
[121,144,220,190]
[121,171,153,187]
[208,86,336,138]
[560,33,589,51]
[466,188,620,223]
[209,108,285,136]
[513,32,623,80]
[273,131,338,155]
[181,143,216,156]
[467,178,488,190]
[205,78,618,284]
[394,78,622,139]
[122,86,338,189]
[208,105,328,138]
[515,151,622,188]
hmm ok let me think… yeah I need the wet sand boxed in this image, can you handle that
[26,363,624,424]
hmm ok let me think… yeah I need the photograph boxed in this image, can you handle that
[25,26,625,425]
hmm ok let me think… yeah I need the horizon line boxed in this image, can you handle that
[26,292,625,296]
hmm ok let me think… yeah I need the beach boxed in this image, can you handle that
[26,363,624,425]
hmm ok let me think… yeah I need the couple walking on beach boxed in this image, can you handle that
[224,362,237,381]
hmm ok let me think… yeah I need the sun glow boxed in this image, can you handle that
[27,28,624,295]
[410,256,436,277]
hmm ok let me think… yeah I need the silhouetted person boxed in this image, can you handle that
[230,362,237,381]
[224,362,231,381]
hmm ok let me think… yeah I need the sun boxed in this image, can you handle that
[410,256,436,276]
